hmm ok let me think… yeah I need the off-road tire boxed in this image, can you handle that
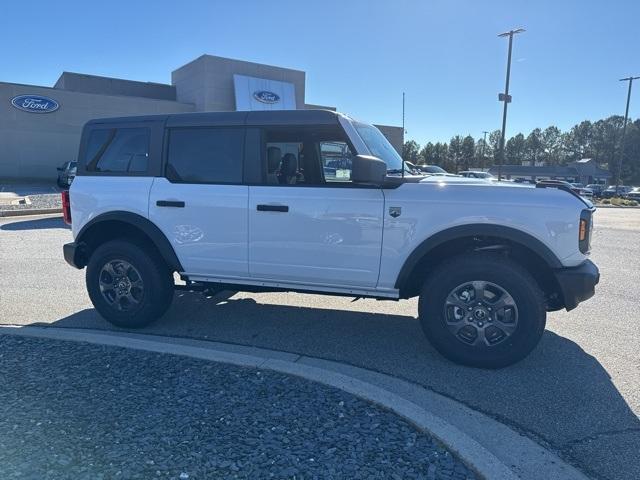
[419,253,546,369]
[86,239,174,328]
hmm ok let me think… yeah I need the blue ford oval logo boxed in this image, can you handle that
[253,90,280,104]
[11,94,60,113]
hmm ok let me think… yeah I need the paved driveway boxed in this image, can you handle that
[0,209,638,480]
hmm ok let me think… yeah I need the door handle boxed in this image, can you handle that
[156,200,185,208]
[257,204,289,213]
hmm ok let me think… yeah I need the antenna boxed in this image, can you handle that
[402,92,406,178]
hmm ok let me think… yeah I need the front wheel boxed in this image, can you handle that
[86,240,174,328]
[419,253,546,369]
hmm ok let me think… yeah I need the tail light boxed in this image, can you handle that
[61,190,71,225]
[579,209,593,253]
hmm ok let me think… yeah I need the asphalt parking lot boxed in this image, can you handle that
[1,208,639,480]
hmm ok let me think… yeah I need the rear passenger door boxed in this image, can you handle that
[149,122,249,278]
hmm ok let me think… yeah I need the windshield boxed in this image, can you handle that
[351,121,408,174]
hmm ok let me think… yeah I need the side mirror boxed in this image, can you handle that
[57,167,63,171]
[351,155,387,184]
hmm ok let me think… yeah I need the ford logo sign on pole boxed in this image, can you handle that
[253,90,280,104]
[11,94,60,113]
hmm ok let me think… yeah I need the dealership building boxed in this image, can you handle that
[0,54,403,181]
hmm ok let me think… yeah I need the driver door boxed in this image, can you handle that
[248,126,384,288]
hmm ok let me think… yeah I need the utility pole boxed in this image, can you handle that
[615,76,639,188]
[480,130,489,169]
[497,28,525,180]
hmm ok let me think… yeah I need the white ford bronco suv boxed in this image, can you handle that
[63,110,599,368]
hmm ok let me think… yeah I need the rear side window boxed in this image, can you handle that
[166,128,244,184]
[85,128,150,173]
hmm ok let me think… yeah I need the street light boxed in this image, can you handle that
[497,28,525,180]
[615,76,639,188]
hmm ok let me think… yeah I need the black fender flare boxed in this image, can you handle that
[76,211,183,272]
[394,223,563,290]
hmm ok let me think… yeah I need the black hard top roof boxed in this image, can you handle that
[86,109,342,128]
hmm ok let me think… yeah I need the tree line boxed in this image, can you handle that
[402,115,640,183]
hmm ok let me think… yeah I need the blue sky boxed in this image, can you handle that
[1,0,638,144]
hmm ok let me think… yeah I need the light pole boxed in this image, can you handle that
[615,76,639,188]
[480,130,489,169]
[497,28,525,180]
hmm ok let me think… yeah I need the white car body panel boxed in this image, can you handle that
[70,173,589,298]
[248,186,384,287]
[70,176,154,239]
[377,181,589,290]
[148,178,249,278]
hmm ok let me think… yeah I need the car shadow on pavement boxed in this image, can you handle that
[0,217,68,231]
[29,292,640,480]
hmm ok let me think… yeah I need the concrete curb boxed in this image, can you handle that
[0,207,62,217]
[0,325,589,480]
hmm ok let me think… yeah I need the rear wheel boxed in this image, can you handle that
[86,240,174,328]
[419,253,546,368]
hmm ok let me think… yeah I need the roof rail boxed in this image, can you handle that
[535,180,574,194]
[536,180,590,205]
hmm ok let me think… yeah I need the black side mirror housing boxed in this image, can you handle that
[351,155,387,184]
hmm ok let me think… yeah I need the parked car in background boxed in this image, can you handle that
[569,183,593,198]
[404,161,422,175]
[513,178,537,184]
[586,184,605,197]
[459,171,495,181]
[625,187,640,201]
[602,185,633,198]
[417,165,459,177]
[57,161,77,188]
[418,165,447,175]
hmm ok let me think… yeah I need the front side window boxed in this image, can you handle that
[262,127,354,186]
[85,128,150,173]
[167,128,244,183]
